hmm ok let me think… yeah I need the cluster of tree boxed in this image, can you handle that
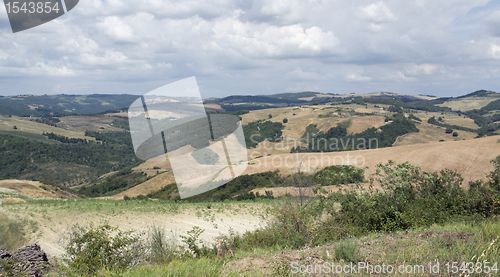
[0,133,138,185]
[78,167,149,197]
[292,114,419,153]
[428,114,500,136]
[313,165,365,186]
[34,116,60,127]
[145,165,366,202]
[43,132,89,144]
[461,99,500,134]
[330,157,500,233]
[220,103,279,112]
[84,130,132,145]
[243,120,284,148]
[148,171,284,202]
[427,116,477,133]
[408,114,422,121]
[111,118,130,130]
[352,97,453,113]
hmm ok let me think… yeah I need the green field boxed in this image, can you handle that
[0,130,58,144]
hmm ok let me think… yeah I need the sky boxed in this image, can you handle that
[0,0,499,98]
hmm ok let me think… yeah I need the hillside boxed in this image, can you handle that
[116,136,500,198]
[0,94,138,116]
[1,89,500,198]
[0,180,79,199]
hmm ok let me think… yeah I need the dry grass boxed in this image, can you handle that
[1,198,26,204]
[57,115,126,132]
[110,171,175,199]
[438,97,499,111]
[117,135,500,198]
[1,200,269,258]
[0,180,76,199]
[0,117,94,140]
[241,135,500,186]
[251,185,341,198]
[393,122,477,146]
[441,116,480,129]
[347,115,385,134]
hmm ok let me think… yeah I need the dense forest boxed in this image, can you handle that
[0,132,137,185]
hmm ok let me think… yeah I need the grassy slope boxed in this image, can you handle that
[116,136,500,198]
[92,218,500,277]
[0,199,270,257]
[0,117,95,140]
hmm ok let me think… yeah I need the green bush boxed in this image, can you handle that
[63,224,144,276]
[148,225,177,264]
[313,165,364,186]
[0,212,26,251]
[180,226,215,258]
[334,238,363,262]
[445,127,453,133]
[329,160,500,234]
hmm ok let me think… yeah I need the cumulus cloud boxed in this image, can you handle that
[346,74,372,82]
[0,0,498,96]
[362,1,396,24]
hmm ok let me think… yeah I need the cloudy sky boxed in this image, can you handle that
[0,0,499,97]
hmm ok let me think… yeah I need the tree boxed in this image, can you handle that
[268,114,272,119]
[445,127,453,133]
[283,118,288,123]
[452,132,458,137]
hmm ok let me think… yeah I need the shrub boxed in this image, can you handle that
[334,239,363,262]
[63,223,144,276]
[268,114,272,118]
[0,212,26,251]
[445,127,453,133]
[313,165,364,186]
[12,125,17,130]
[180,226,213,258]
[148,225,177,264]
[282,118,288,123]
[453,131,458,137]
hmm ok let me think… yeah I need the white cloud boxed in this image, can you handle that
[405,63,438,75]
[97,16,135,42]
[213,20,341,58]
[0,0,498,96]
[288,67,323,79]
[361,1,396,24]
[346,73,372,82]
[490,44,500,59]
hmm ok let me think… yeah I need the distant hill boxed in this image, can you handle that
[0,94,139,116]
[456,90,499,99]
